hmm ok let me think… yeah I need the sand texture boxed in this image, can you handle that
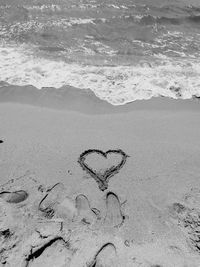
[0,99,200,266]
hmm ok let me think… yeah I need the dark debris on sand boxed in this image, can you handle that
[0,229,12,239]
[171,202,200,253]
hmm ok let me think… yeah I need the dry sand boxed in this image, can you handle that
[0,87,200,266]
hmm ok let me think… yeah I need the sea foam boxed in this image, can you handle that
[0,45,200,105]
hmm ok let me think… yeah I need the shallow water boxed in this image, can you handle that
[1,0,200,105]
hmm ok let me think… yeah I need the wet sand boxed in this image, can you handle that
[1,84,200,113]
[0,86,200,266]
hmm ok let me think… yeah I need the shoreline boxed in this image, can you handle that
[0,84,200,114]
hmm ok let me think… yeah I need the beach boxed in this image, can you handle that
[1,0,200,265]
[0,89,200,266]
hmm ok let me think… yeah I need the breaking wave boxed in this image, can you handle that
[1,1,200,105]
[0,45,200,105]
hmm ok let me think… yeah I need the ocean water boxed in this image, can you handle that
[1,0,200,105]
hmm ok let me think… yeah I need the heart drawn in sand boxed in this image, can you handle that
[78,149,129,191]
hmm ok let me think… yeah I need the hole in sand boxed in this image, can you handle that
[0,190,28,203]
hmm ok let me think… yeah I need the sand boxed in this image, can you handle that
[0,88,200,266]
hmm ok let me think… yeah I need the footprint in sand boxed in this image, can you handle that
[91,243,119,267]
[0,190,28,203]
[25,237,71,267]
[75,194,98,225]
[38,183,66,218]
[104,192,124,228]
[0,173,44,207]
[39,182,77,220]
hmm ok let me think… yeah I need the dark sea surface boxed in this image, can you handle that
[0,0,200,105]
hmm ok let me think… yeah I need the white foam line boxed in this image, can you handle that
[25,4,62,11]
[0,17,99,40]
[0,45,200,105]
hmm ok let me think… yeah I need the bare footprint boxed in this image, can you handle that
[75,194,97,225]
[104,192,124,228]
[91,243,119,267]
[38,183,65,218]
[0,190,28,203]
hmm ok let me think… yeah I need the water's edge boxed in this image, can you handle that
[0,85,199,114]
